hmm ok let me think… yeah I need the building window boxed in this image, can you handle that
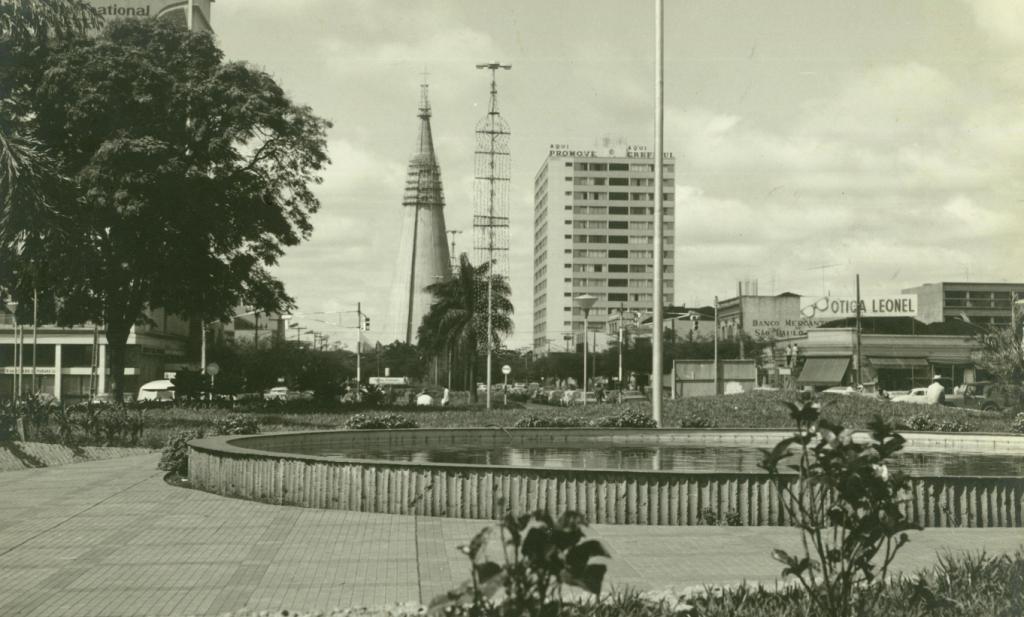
[609,206,629,215]
[608,250,628,258]
[608,293,627,302]
[608,235,628,244]
[609,177,628,186]
[609,192,629,200]
[609,163,629,171]
[609,264,628,272]
[609,220,628,229]
[608,279,628,287]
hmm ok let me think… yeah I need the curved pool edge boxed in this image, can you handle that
[188,428,1024,528]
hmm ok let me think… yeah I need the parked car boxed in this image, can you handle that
[946,382,1021,412]
[264,386,290,401]
[888,388,931,404]
[137,379,175,402]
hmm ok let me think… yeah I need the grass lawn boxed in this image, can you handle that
[134,390,1018,448]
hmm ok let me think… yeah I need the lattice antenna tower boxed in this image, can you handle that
[473,63,511,279]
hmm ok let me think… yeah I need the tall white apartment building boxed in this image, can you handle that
[533,145,675,353]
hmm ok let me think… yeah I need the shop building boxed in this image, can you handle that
[0,308,191,401]
[533,144,675,353]
[781,320,981,392]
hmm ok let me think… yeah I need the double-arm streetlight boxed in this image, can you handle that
[574,294,598,407]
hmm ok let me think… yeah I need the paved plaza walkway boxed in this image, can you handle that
[0,454,1021,617]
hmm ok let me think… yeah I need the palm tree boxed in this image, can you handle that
[1,0,100,298]
[418,253,513,402]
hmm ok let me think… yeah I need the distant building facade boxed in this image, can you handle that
[0,308,192,401]
[532,144,675,353]
[902,281,1024,327]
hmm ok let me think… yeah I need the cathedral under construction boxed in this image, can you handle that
[387,82,452,344]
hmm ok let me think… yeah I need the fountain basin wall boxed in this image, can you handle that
[188,428,1024,527]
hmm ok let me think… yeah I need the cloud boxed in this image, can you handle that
[965,0,1024,48]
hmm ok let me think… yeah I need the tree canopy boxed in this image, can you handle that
[6,17,331,400]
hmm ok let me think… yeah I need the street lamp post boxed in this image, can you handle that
[617,304,625,386]
[575,294,598,407]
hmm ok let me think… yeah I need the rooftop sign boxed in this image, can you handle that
[800,295,918,319]
[549,144,674,159]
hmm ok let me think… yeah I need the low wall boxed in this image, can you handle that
[0,441,155,472]
[188,429,1024,528]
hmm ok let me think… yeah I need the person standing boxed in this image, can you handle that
[441,386,451,406]
[926,374,946,405]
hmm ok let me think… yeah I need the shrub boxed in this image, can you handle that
[936,419,974,433]
[1012,412,1024,434]
[429,509,609,617]
[157,429,204,476]
[592,408,656,428]
[212,414,261,435]
[678,413,716,429]
[759,401,920,617]
[344,413,418,430]
[904,413,937,431]
[513,414,589,428]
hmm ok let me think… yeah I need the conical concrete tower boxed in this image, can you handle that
[388,82,452,344]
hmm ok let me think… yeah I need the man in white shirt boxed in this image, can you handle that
[926,375,945,405]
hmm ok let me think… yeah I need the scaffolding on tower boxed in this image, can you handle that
[473,63,511,279]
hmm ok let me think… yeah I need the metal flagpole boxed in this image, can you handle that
[651,0,665,428]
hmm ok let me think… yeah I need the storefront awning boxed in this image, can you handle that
[797,357,850,385]
[867,357,929,369]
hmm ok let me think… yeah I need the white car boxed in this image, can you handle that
[264,386,290,400]
[137,379,175,402]
[888,387,930,404]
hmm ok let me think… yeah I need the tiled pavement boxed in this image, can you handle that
[0,455,1021,617]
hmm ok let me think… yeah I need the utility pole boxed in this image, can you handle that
[714,296,719,395]
[356,302,362,384]
[31,289,38,394]
[1012,292,1019,345]
[737,282,745,360]
[855,274,863,386]
[200,320,207,373]
[254,311,260,349]
[651,0,665,428]
[446,229,462,271]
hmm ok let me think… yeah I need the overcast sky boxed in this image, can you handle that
[212,0,1023,349]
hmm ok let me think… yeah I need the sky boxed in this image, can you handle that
[211,0,1024,349]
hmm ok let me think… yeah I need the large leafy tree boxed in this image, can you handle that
[418,253,513,401]
[11,18,330,401]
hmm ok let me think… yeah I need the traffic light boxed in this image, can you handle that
[690,314,699,331]
[633,311,642,327]
[363,315,370,331]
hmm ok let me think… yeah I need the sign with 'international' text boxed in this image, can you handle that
[800,295,918,319]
